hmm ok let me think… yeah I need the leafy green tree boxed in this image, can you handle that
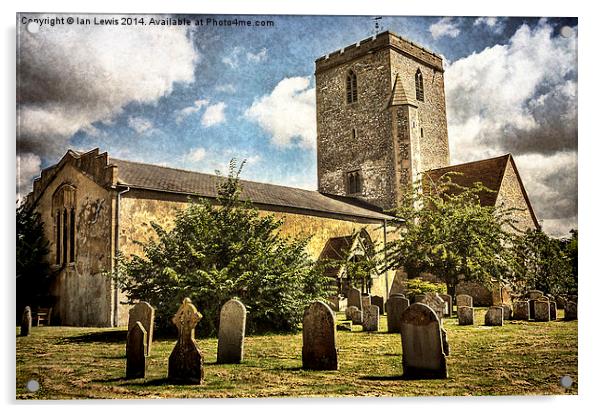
[16,202,51,320]
[117,161,332,336]
[384,173,519,298]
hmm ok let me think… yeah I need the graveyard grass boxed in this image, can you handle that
[16,308,577,399]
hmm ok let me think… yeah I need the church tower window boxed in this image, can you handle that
[351,128,357,140]
[415,69,424,102]
[52,184,77,266]
[347,170,362,194]
[346,70,358,104]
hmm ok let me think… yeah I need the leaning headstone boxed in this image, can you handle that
[361,294,372,311]
[533,300,550,322]
[564,301,577,321]
[168,298,204,384]
[128,301,155,356]
[549,301,557,321]
[372,295,384,315]
[400,303,447,379]
[501,304,513,320]
[350,306,363,325]
[217,299,247,364]
[126,321,147,379]
[418,292,445,322]
[20,306,32,337]
[456,294,473,308]
[512,301,530,321]
[439,294,453,317]
[485,306,503,326]
[302,301,338,370]
[387,294,410,333]
[362,305,380,332]
[457,306,474,325]
[348,287,362,311]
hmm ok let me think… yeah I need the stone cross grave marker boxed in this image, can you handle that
[400,303,448,379]
[126,321,147,379]
[128,301,154,356]
[512,301,530,320]
[534,300,550,322]
[387,294,409,333]
[457,306,474,325]
[302,301,338,370]
[372,295,384,315]
[362,304,379,332]
[348,287,362,311]
[485,306,503,326]
[456,294,473,308]
[20,306,32,337]
[168,298,204,384]
[217,299,247,364]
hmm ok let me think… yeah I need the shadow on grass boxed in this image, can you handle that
[93,377,172,386]
[359,375,405,381]
[60,330,127,344]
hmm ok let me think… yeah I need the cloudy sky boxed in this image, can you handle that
[16,14,577,237]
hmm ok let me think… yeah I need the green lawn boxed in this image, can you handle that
[16,308,577,399]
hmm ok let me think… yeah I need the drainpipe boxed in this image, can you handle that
[383,219,389,300]
[113,185,130,327]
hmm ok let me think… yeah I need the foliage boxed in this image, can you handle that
[117,161,332,336]
[402,278,447,302]
[16,202,51,319]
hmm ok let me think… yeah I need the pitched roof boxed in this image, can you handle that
[389,73,418,107]
[111,158,394,222]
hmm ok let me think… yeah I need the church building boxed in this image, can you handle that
[25,31,538,326]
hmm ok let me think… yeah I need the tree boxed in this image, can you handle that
[384,173,519,298]
[16,202,51,320]
[117,161,332,336]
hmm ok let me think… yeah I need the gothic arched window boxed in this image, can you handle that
[415,69,424,102]
[347,170,361,194]
[52,184,77,266]
[346,70,358,104]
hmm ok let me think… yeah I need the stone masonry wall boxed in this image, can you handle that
[496,162,538,233]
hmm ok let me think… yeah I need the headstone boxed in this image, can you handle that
[533,300,550,322]
[168,298,204,384]
[564,301,577,321]
[217,299,247,364]
[439,294,452,317]
[485,306,503,326]
[457,306,474,325]
[456,294,473,308]
[348,287,362,311]
[338,297,348,312]
[350,306,363,325]
[126,321,147,379]
[362,305,380,332]
[20,306,32,337]
[361,294,372,311]
[387,294,410,333]
[528,290,544,300]
[302,301,338,370]
[414,294,426,303]
[400,303,448,379]
[372,295,384,315]
[549,301,557,321]
[128,301,155,356]
[512,301,530,320]
[441,328,450,356]
[417,292,445,322]
[502,304,513,320]
[344,305,356,321]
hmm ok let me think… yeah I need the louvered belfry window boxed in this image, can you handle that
[346,70,358,104]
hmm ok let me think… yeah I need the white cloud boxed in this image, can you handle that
[247,47,268,63]
[202,102,227,127]
[474,17,505,34]
[222,47,243,68]
[127,116,153,134]
[430,17,461,39]
[244,76,316,149]
[17,152,41,199]
[185,147,207,162]
[175,98,209,123]
[215,84,237,94]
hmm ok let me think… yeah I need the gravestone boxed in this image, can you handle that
[361,294,372,311]
[528,290,544,300]
[348,287,362,311]
[400,303,448,379]
[457,306,474,325]
[372,295,384,315]
[302,301,338,370]
[485,306,503,326]
[344,305,356,321]
[126,321,147,379]
[387,294,410,333]
[512,301,530,320]
[564,301,577,320]
[549,301,557,321]
[418,292,445,323]
[439,294,452,317]
[362,305,380,332]
[217,299,247,364]
[350,306,363,325]
[20,306,32,337]
[128,301,155,356]
[533,300,550,322]
[456,294,473,308]
[168,298,204,384]
[414,294,426,303]
[501,304,513,320]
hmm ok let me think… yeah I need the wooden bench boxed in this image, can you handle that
[35,307,52,326]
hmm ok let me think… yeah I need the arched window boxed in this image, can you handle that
[347,170,361,194]
[346,70,358,104]
[415,69,424,102]
[52,184,77,266]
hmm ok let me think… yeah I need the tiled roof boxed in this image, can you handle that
[111,158,394,222]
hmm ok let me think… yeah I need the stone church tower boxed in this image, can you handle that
[315,31,450,210]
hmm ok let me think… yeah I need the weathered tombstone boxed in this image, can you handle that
[387,294,410,333]
[217,299,247,364]
[418,292,445,323]
[456,294,473,308]
[168,298,204,384]
[564,301,577,321]
[128,301,155,356]
[413,294,426,303]
[20,306,32,337]
[485,306,503,326]
[549,301,557,321]
[350,306,363,325]
[441,328,450,356]
[457,306,474,325]
[528,290,544,300]
[302,301,338,370]
[372,295,384,315]
[400,303,448,379]
[348,287,362,311]
[533,300,550,322]
[344,305,356,321]
[501,304,513,320]
[361,294,372,311]
[126,321,147,379]
[440,294,453,317]
[512,301,530,321]
[362,305,380,332]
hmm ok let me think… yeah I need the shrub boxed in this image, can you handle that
[403,278,447,302]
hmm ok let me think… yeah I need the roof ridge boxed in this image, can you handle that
[426,153,511,173]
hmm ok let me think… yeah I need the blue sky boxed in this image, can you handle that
[17,14,577,236]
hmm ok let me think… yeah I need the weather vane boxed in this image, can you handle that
[372,16,382,37]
